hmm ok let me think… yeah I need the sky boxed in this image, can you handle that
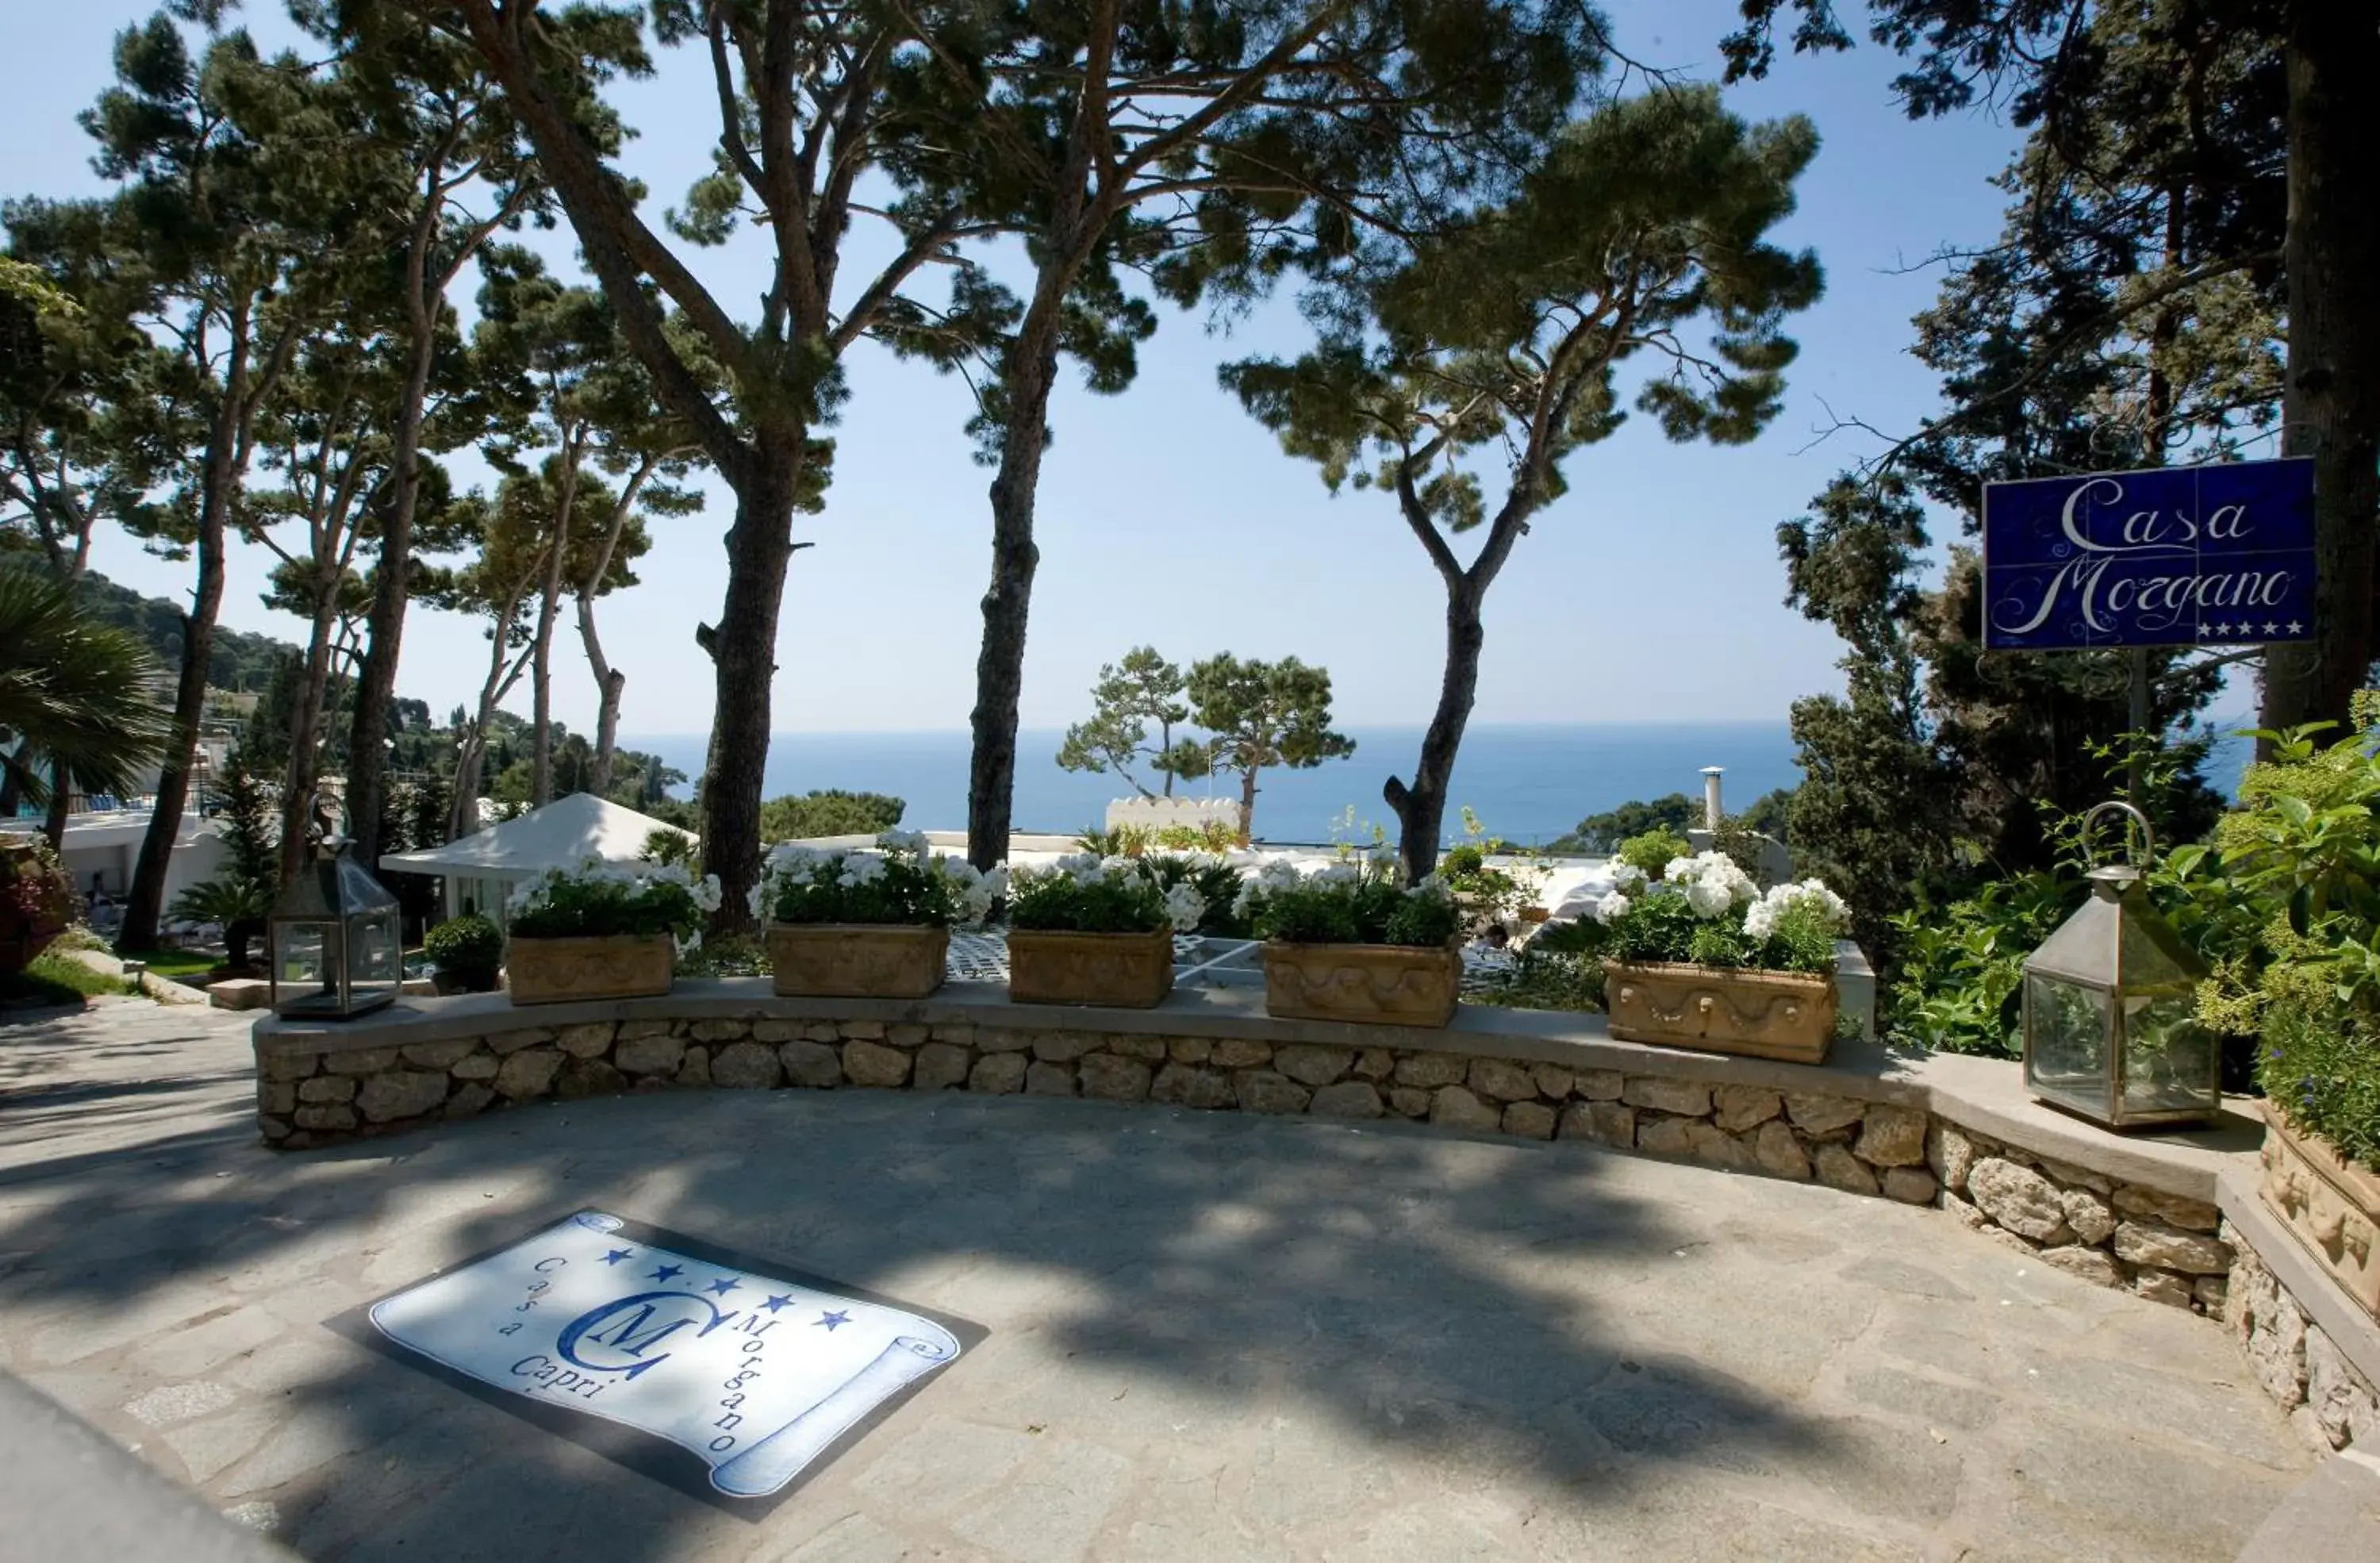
[0,1,2029,739]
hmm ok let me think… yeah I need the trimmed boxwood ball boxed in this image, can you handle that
[424,914,504,993]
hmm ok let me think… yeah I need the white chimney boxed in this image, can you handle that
[1701,766,1725,830]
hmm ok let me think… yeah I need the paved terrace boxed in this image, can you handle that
[0,998,2317,1561]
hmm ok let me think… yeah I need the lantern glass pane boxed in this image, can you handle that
[277,923,331,994]
[2120,993,2220,1116]
[2026,974,2110,1115]
[348,907,401,1005]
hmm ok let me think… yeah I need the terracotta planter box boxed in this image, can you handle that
[505,934,674,1006]
[766,923,947,999]
[1261,939,1461,1028]
[1007,927,1174,1008]
[1602,960,1837,1065]
[2261,1106,2380,1322]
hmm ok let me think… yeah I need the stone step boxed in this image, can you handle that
[2233,1448,2380,1561]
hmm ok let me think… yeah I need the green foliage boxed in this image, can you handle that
[0,567,172,806]
[423,914,504,992]
[639,827,697,868]
[1076,824,1154,858]
[13,949,137,1000]
[507,863,717,943]
[1586,864,1848,977]
[1885,875,2070,1057]
[1056,647,1211,798]
[757,790,906,842]
[1,835,75,970]
[1436,835,1545,931]
[1548,794,1697,855]
[1153,821,1239,854]
[1185,654,1355,842]
[1006,857,1188,935]
[1250,861,1461,949]
[1615,828,1691,880]
[1142,854,1253,938]
[755,839,986,929]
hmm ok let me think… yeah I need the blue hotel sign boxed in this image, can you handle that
[1982,459,2317,651]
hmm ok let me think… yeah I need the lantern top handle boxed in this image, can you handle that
[2080,800,2155,872]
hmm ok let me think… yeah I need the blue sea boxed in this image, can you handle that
[618,724,1809,847]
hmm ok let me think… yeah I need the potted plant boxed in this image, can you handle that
[503,859,720,1005]
[424,913,505,995]
[1580,852,1848,1063]
[754,831,999,998]
[1005,853,1208,1007]
[1242,854,1464,1027]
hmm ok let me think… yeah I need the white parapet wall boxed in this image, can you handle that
[1104,796,1244,835]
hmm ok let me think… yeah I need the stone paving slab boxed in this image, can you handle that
[0,1002,2317,1561]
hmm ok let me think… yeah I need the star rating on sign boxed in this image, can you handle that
[815,1310,850,1332]
[647,1263,684,1283]
[602,1249,634,1266]
[706,1277,741,1296]
[761,1294,793,1315]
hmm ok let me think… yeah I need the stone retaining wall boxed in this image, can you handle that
[2230,1231,2380,1451]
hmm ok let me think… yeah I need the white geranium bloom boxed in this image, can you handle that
[1099,854,1138,881]
[1313,860,1359,888]
[1255,858,1303,893]
[1606,861,1649,891]
[838,852,887,889]
[1683,878,1735,918]
[877,829,928,856]
[1591,889,1631,924]
[1409,872,1453,902]
[746,882,766,920]
[693,874,724,914]
[1162,882,1206,932]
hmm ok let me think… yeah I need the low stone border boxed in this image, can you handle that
[251,978,2378,1451]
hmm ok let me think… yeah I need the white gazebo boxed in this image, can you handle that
[376,793,695,927]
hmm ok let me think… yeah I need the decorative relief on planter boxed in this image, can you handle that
[1261,941,1461,1028]
[766,924,947,1000]
[2261,1106,2380,1322]
[506,934,674,1006]
[1006,928,1173,1008]
[1602,961,1837,1065]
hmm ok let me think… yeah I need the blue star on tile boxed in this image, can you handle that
[602,1249,634,1266]
[706,1277,741,1296]
[648,1263,684,1283]
[815,1310,850,1332]
[761,1294,793,1314]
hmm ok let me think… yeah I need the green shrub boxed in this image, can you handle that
[508,862,721,943]
[758,790,905,841]
[424,914,505,992]
[1008,854,1207,935]
[757,833,995,927]
[1142,854,1250,936]
[1246,858,1461,948]
[1472,947,1605,1012]
[1615,828,1691,880]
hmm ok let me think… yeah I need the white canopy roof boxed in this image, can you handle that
[377,793,691,881]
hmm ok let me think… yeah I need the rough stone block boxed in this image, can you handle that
[1813,1142,1880,1197]
[1107,1034,1169,1063]
[1688,1119,1752,1169]
[2036,1156,2113,1196]
[1576,1070,1625,1101]
[1926,1122,1979,1194]
[356,1070,449,1123]
[778,1041,843,1089]
[977,1028,1033,1054]
[1077,1054,1154,1102]
[297,1075,357,1104]
[1712,1085,1782,1133]
[1429,1085,1501,1132]
[259,1115,291,1141]
[689,1020,750,1044]
[495,1048,562,1100]
[1393,1051,1465,1089]
[2110,1219,2230,1276]
[1882,1166,1938,1205]
[912,1043,971,1092]
[1310,1081,1384,1119]
[1235,1071,1310,1115]
[1966,1158,2074,1243]
[1502,1101,1557,1140]
[1942,1190,1990,1231]
[1529,1063,1574,1100]
[1635,1114,1695,1157]
[261,1052,319,1082]
[293,1104,355,1132]
[887,1023,930,1050]
[555,1023,616,1058]
[1783,1093,1865,1135]
[839,1020,886,1041]
[969,1053,1027,1095]
[1213,1039,1273,1070]
[616,1020,674,1041]
[1151,1063,1234,1110]
[1275,1044,1353,1088]
[259,1082,297,1116]
[556,1058,628,1100]
[803,1023,843,1043]
[1167,1037,1213,1064]
[324,1047,400,1077]
[1854,1105,1928,1168]
[1468,1058,1537,1104]
[931,1024,975,1049]
[2193,1273,2229,1320]
[1388,1086,1433,1119]
[615,1032,687,1076]
[2134,1268,2194,1308]
[401,1039,477,1070]
[1752,1119,1811,1180]
[1622,1077,1712,1117]
[750,1020,800,1043]
[1025,1061,1077,1097]
[2111,1185,2221,1233]
[2305,1326,2380,1450]
[2059,1188,2117,1246]
[2039,1245,2126,1288]
[1559,1101,1634,1150]
[445,1082,495,1119]
[843,1039,914,1089]
[712,1041,782,1090]
[674,1047,712,1088]
[486,1028,555,1056]
[1355,1048,1396,1081]
[1033,1032,1103,1063]
[450,1049,499,1081]
[209,978,271,1011]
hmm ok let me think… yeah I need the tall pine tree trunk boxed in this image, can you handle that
[578,591,625,797]
[530,449,578,807]
[276,590,341,885]
[701,440,805,931]
[1385,586,1485,886]
[2260,0,2380,733]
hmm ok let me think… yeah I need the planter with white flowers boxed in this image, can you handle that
[1580,854,1850,1064]
[754,832,1000,1000]
[1004,854,1207,1008]
[502,859,722,1005]
[1240,855,1466,1028]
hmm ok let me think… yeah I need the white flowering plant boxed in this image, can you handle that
[1006,853,1207,935]
[751,831,1003,927]
[1571,852,1849,974]
[1238,851,1463,947]
[505,857,724,954]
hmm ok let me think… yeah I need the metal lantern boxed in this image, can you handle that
[2021,801,2221,1129]
[268,795,401,1020]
